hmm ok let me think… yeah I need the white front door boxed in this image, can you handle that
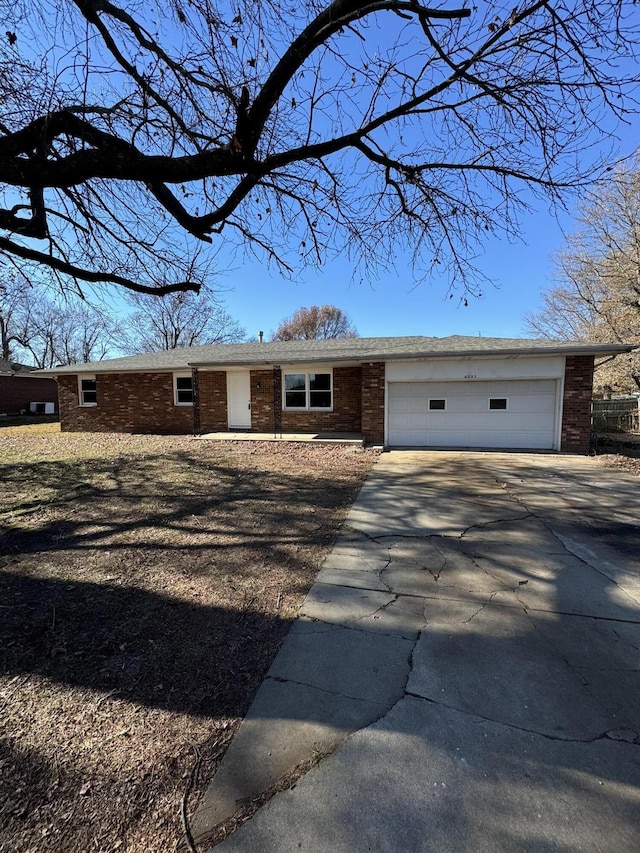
[227,371,251,428]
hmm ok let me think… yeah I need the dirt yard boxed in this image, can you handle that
[0,425,378,853]
[596,431,640,477]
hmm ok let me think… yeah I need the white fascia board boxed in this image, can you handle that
[386,354,566,383]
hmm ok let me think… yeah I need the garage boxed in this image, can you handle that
[388,378,559,449]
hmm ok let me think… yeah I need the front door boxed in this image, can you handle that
[227,371,251,428]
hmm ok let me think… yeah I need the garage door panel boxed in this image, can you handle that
[506,395,556,414]
[388,413,421,430]
[388,379,558,449]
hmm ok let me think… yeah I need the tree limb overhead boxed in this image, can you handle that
[0,0,637,295]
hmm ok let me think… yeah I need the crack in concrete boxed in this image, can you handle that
[402,691,640,747]
[611,627,640,651]
[424,538,451,582]
[553,532,640,609]
[295,613,424,643]
[492,478,640,610]
[264,675,389,707]
[352,592,399,623]
[448,543,521,604]
[520,607,632,727]
[461,603,488,623]
[374,546,395,592]
[212,479,640,841]
[458,512,534,540]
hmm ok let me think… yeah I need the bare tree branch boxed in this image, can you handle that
[0,0,637,295]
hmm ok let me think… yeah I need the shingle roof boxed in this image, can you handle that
[37,335,635,375]
[0,359,38,376]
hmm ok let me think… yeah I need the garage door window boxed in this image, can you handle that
[489,398,508,410]
[429,399,446,410]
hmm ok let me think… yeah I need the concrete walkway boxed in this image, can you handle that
[198,431,364,446]
[192,451,640,852]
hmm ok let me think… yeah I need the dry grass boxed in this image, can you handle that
[596,432,640,477]
[0,425,378,853]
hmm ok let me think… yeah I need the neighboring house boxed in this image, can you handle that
[39,336,634,453]
[0,360,58,415]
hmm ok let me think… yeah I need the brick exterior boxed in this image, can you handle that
[0,376,58,414]
[561,355,595,454]
[57,366,369,435]
[198,371,228,432]
[361,362,385,445]
[53,355,597,451]
[248,366,363,433]
[58,373,194,433]
[249,369,276,431]
[281,366,362,432]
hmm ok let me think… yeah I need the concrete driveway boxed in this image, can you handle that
[193,451,640,852]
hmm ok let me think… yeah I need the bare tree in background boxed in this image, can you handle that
[524,156,640,395]
[0,275,33,361]
[272,305,358,340]
[0,273,118,366]
[122,290,246,352]
[0,1,638,297]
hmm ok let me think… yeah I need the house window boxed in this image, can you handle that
[284,373,306,408]
[174,373,194,405]
[284,371,332,410]
[79,375,97,407]
[429,399,446,411]
[489,398,508,410]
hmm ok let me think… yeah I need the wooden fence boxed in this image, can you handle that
[592,398,640,433]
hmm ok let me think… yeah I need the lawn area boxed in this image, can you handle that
[0,425,378,853]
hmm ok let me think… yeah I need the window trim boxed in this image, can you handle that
[488,397,508,411]
[78,374,97,407]
[282,367,333,411]
[173,371,194,407]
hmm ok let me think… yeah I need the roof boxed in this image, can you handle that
[37,335,636,375]
[0,359,40,376]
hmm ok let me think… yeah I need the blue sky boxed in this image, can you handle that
[214,201,570,341]
[15,2,636,346]
[204,136,638,344]
[176,11,640,345]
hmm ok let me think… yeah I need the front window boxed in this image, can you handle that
[285,373,306,408]
[79,376,97,407]
[284,371,332,410]
[174,373,193,405]
[309,373,332,408]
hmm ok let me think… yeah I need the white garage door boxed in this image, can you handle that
[388,380,558,449]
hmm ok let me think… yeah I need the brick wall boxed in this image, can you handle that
[249,366,363,433]
[250,370,275,431]
[0,376,58,414]
[281,366,362,433]
[198,371,228,432]
[58,373,194,433]
[361,362,385,445]
[57,364,377,437]
[561,355,595,453]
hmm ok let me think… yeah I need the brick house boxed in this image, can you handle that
[0,360,58,415]
[40,336,634,453]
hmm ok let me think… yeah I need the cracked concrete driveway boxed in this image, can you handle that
[193,451,640,852]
